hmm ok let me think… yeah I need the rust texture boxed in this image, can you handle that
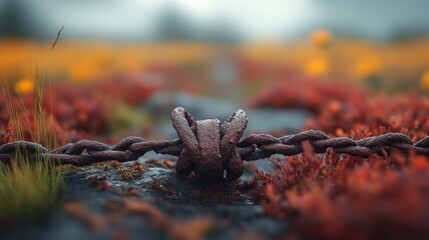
[171,107,247,182]
[1,107,429,183]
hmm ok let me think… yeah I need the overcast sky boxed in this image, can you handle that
[1,0,429,41]
[20,0,317,40]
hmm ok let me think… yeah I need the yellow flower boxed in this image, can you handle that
[311,29,332,47]
[304,58,330,77]
[355,58,382,79]
[14,77,34,95]
[421,71,429,91]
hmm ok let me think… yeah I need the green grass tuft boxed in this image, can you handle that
[0,44,63,225]
[0,151,62,224]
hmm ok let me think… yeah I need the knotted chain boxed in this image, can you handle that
[1,107,428,183]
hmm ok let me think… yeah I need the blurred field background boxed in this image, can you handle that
[2,0,429,94]
[1,0,429,143]
[3,38,429,93]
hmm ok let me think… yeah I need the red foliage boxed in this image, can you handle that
[306,94,429,141]
[45,85,109,142]
[252,80,429,239]
[250,79,429,140]
[257,150,429,239]
[0,122,14,144]
[97,74,167,106]
[0,95,77,146]
[250,78,367,113]
[0,74,168,145]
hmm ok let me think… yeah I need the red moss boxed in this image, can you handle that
[0,122,14,144]
[250,78,367,113]
[96,74,166,106]
[306,95,429,141]
[250,79,428,141]
[252,80,429,239]
[256,150,429,239]
[116,162,146,181]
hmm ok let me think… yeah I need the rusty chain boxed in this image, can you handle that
[1,107,428,183]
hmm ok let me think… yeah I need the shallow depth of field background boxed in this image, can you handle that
[1,0,429,142]
[2,0,429,94]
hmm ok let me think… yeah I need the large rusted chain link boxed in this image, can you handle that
[0,107,428,183]
[171,107,248,182]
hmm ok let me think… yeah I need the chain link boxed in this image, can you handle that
[1,107,428,182]
[238,130,429,160]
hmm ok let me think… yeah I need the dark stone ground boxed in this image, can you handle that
[1,157,289,240]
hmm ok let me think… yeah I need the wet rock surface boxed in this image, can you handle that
[2,157,288,240]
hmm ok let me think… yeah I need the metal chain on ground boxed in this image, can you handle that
[238,130,429,160]
[1,107,428,183]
